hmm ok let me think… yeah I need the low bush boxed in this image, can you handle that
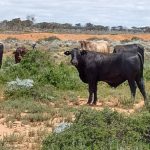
[37,36,61,43]
[144,61,150,81]
[1,50,83,91]
[144,68,150,81]
[42,108,150,150]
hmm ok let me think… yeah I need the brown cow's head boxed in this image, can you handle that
[13,47,28,63]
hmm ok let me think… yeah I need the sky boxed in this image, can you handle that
[0,0,150,27]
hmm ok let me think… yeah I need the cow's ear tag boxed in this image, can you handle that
[64,51,71,55]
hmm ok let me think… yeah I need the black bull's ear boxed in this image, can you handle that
[64,51,71,55]
[80,50,87,55]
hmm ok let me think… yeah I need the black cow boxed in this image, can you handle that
[64,48,147,105]
[113,44,144,63]
[0,43,3,68]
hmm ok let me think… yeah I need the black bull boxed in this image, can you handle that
[64,48,147,105]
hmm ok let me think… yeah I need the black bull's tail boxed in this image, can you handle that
[137,44,144,64]
[137,52,144,78]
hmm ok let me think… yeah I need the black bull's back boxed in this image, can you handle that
[113,44,144,63]
[81,52,142,86]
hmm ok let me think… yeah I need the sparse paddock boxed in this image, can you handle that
[0,34,149,149]
[1,32,150,41]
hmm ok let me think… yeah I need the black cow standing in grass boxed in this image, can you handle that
[113,44,144,63]
[0,43,3,68]
[64,48,147,105]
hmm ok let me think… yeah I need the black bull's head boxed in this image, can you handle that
[64,48,87,66]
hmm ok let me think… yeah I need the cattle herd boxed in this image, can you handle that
[65,40,148,106]
[0,40,148,106]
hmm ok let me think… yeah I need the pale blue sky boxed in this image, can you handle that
[0,0,150,27]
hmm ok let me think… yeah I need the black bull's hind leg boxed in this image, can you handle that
[128,80,137,100]
[136,77,148,105]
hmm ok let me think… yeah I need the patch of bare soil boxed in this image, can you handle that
[0,113,64,150]
[68,98,145,115]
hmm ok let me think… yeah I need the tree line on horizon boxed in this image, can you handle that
[0,18,150,34]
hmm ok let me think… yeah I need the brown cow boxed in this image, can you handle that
[13,47,28,63]
[79,40,110,53]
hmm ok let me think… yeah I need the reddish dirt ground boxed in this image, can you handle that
[0,33,150,41]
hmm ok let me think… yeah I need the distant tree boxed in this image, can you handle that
[8,18,22,30]
[75,23,81,28]
[94,25,109,31]
[62,23,72,29]
[85,23,94,30]
[26,15,35,23]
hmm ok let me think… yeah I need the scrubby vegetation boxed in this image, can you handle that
[42,108,150,150]
[1,17,150,34]
[0,48,149,149]
[1,50,83,90]
[37,36,61,43]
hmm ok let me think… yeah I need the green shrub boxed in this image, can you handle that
[2,56,15,68]
[25,51,82,90]
[39,63,82,90]
[144,62,150,81]
[0,97,50,113]
[1,50,83,90]
[42,108,150,150]
[144,68,150,81]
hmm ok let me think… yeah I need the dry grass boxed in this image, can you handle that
[0,33,150,41]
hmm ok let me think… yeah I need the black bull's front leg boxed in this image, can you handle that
[87,82,98,105]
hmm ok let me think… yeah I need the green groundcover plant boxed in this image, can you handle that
[42,108,150,150]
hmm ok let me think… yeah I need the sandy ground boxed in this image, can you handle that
[0,96,145,149]
[0,99,145,137]
[68,98,145,115]
[0,33,150,41]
